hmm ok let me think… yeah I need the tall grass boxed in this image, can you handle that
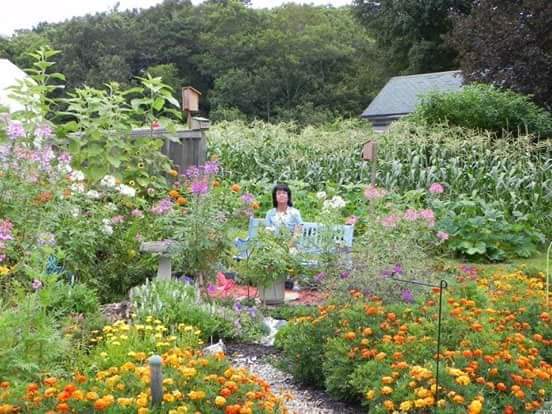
[207,119,552,234]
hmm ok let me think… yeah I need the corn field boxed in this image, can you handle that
[207,119,552,234]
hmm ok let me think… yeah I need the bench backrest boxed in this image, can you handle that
[247,217,354,250]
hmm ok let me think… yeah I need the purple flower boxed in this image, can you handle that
[241,193,255,205]
[57,152,72,165]
[32,279,43,291]
[340,271,350,280]
[7,121,25,140]
[207,283,217,295]
[151,198,173,215]
[314,272,326,283]
[381,263,404,278]
[0,219,13,241]
[0,254,5,263]
[185,165,201,179]
[191,180,209,195]
[233,302,242,312]
[179,275,194,285]
[203,160,220,176]
[247,306,257,318]
[429,182,444,194]
[34,123,53,139]
[401,289,415,303]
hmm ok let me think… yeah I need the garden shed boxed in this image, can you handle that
[361,70,463,131]
[0,59,29,112]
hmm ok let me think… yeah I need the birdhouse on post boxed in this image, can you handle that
[182,86,202,128]
[361,140,378,186]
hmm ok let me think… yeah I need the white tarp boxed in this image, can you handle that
[0,59,28,112]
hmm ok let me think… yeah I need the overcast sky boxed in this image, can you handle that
[0,0,352,36]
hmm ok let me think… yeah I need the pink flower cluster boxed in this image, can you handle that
[363,185,387,201]
[0,219,14,263]
[381,208,436,229]
[429,182,445,194]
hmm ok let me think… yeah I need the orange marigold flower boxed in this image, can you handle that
[169,190,180,199]
[0,382,9,389]
[468,400,482,414]
[176,197,188,206]
[43,377,57,387]
[56,403,70,413]
[230,184,241,193]
[344,331,356,340]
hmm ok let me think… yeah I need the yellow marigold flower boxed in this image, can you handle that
[0,266,10,276]
[416,388,429,398]
[468,400,482,414]
[381,376,394,384]
[452,395,465,404]
[180,367,197,378]
[164,393,175,402]
[117,398,133,407]
[400,401,413,411]
[215,396,227,407]
[375,352,386,361]
[365,390,376,400]
[383,400,395,410]
[44,387,57,398]
[138,408,149,414]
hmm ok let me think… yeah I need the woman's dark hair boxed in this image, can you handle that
[272,183,293,207]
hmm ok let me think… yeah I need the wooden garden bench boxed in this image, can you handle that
[234,217,354,266]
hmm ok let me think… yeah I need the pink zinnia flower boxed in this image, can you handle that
[7,121,25,140]
[437,231,449,241]
[429,182,444,194]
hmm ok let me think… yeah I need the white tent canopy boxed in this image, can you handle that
[0,59,29,112]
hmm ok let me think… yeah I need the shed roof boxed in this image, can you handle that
[361,70,463,118]
[0,59,29,112]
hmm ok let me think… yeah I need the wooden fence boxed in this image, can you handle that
[129,126,207,172]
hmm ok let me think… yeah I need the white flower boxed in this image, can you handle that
[71,207,81,218]
[102,224,114,235]
[330,195,346,208]
[101,218,114,235]
[323,195,347,209]
[69,170,85,182]
[117,184,136,197]
[70,183,85,193]
[58,164,73,174]
[316,191,327,200]
[100,175,117,188]
[106,202,118,211]
[86,190,101,199]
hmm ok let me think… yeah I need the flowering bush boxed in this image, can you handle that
[276,269,551,413]
[0,318,287,413]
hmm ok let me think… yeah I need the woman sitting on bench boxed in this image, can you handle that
[265,183,303,241]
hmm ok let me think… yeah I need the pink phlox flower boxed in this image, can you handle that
[131,209,144,218]
[0,219,14,241]
[403,208,418,221]
[111,215,125,225]
[436,231,449,241]
[34,123,53,139]
[32,279,43,290]
[429,182,445,194]
[364,185,387,201]
[7,121,25,140]
[381,214,401,228]
[419,209,436,227]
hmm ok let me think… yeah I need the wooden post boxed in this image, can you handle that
[149,355,163,407]
[370,142,378,187]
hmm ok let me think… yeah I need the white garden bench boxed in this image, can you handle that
[234,217,354,266]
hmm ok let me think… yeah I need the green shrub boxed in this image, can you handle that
[0,295,70,382]
[411,83,552,138]
[38,279,100,317]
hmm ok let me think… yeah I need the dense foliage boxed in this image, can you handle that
[449,0,552,110]
[411,83,552,138]
[276,270,551,413]
[0,1,381,124]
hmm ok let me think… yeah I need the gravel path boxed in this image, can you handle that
[226,343,364,414]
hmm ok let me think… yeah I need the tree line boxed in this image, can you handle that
[1,0,550,124]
